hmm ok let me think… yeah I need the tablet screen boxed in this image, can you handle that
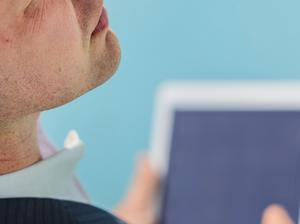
[160,111,300,224]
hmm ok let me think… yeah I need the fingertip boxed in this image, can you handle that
[262,204,294,224]
[136,152,157,175]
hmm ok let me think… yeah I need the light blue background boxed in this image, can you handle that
[41,0,300,209]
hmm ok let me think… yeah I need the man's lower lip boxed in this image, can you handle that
[92,8,109,35]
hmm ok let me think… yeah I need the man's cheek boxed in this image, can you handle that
[21,1,77,38]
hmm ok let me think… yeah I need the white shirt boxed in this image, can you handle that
[0,125,90,204]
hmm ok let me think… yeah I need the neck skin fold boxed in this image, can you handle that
[0,113,42,175]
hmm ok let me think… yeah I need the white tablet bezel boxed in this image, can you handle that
[149,80,300,177]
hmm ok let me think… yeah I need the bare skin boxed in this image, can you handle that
[0,0,120,174]
[262,205,294,224]
[115,156,160,224]
[0,113,41,174]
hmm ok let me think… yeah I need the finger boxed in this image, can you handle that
[261,205,294,224]
[114,154,161,223]
[121,154,161,210]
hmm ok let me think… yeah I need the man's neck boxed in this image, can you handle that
[0,113,42,175]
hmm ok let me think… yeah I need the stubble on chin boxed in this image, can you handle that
[87,29,121,90]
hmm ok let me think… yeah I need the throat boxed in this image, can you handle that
[0,143,42,175]
[0,113,42,175]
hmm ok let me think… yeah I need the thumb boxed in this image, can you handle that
[120,154,161,210]
[114,154,161,224]
[261,205,294,224]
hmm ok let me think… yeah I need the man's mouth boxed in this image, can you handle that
[92,7,109,35]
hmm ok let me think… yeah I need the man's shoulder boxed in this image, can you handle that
[0,198,126,224]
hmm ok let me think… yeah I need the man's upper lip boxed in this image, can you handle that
[96,0,104,26]
[90,1,104,34]
[97,6,104,22]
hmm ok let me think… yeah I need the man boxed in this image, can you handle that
[0,1,295,223]
[0,0,120,173]
[0,0,123,223]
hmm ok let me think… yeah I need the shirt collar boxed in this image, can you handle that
[0,131,86,202]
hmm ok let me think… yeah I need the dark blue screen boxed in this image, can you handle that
[161,111,300,224]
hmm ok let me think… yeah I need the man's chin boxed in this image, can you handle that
[89,30,121,86]
[104,30,121,76]
[42,29,121,110]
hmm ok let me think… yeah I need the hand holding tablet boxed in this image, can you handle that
[148,81,300,224]
[115,81,300,224]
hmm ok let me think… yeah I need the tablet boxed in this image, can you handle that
[149,81,300,224]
